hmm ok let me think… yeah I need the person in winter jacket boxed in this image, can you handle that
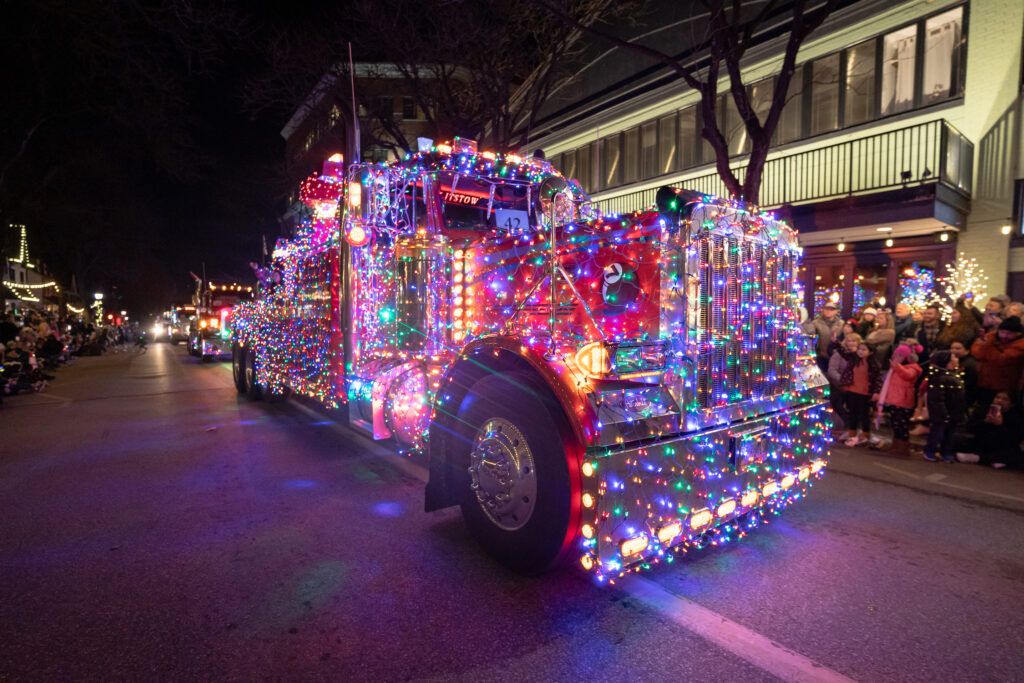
[830,338,882,446]
[969,392,1024,469]
[921,350,966,463]
[866,308,896,369]
[949,340,980,414]
[937,304,981,349]
[855,307,878,339]
[877,345,922,456]
[893,302,918,341]
[916,304,946,360]
[801,302,843,373]
[970,316,1024,408]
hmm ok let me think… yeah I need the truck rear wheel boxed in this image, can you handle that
[244,346,263,400]
[232,344,249,394]
[455,373,575,574]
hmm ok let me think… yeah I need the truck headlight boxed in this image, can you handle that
[574,342,666,379]
[574,342,612,378]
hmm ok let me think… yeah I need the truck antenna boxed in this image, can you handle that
[348,42,361,163]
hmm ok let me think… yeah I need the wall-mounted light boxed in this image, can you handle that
[885,238,894,247]
[1001,222,1012,236]
[837,238,846,252]
[939,231,949,242]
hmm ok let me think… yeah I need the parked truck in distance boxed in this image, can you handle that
[230,139,831,579]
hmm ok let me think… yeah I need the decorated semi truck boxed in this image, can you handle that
[230,139,831,580]
[188,280,253,362]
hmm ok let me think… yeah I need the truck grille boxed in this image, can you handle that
[695,233,796,409]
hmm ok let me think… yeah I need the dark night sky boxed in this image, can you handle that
[2,1,344,315]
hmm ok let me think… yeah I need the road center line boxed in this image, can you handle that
[622,576,856,683]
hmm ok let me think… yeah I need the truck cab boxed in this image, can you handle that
[188,281,252,362]
[231,139,831,579]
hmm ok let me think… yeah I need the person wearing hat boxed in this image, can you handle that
[971,315,1024,410]
[855,307,878,338]
[801,302,844,374]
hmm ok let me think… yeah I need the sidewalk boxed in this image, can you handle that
[827,445,1024,512]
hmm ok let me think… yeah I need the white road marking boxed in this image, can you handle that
[873,463,1024,503]
[236,363,857,679]
[623,576,856,683]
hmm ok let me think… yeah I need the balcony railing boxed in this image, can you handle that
[595,119,974,215]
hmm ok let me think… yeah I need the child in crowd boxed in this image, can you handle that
[877,345,921,456]
[829,336,881,446]
[921,350,966,463]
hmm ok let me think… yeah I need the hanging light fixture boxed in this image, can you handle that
[885,238,894,247]
[1001,221,1012,236]
[837,238,846,252]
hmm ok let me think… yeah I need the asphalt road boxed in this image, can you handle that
[2,343,1023,681]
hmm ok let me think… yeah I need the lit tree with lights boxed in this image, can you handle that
[930,253,988,319]
[898,262,936,312]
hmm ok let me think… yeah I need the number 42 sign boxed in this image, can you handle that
[494,209,529,232]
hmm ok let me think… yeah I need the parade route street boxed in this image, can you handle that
[2,343,1023,681]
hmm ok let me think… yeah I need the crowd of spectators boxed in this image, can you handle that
[0,308,139,406]
[802,294,1024,469]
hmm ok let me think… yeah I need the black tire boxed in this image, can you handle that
[455,372,576,574]
[245,345,263,401]
[232,344,249,394]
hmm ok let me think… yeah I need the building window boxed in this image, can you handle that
[561,149,577,180]
[749,78,774,144]
[810,54,840,135]
[641,121,658,179]
[678,105,703,169]
[658,113,677,174]
[402,96,417,120]
[623,127,640,184]
[578,143,594,192]
[601,133,621,189]
[812,264,845,317]
[844,40,876,126]
[923,6,964,106]
[778,69,804,144]
[882,25,917,115]
[720,93,746,156]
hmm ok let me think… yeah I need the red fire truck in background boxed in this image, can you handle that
[230,139,831,579]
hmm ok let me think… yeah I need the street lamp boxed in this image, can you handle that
[94,293,104,300]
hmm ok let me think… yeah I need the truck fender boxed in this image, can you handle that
[424,338,590,516]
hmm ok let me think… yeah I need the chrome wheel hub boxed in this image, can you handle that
[468,418,537,531]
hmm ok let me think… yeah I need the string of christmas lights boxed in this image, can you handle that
[231,140,831,579]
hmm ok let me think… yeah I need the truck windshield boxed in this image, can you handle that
[438,174,531,233]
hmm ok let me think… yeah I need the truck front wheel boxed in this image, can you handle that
[456,373,575,574]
